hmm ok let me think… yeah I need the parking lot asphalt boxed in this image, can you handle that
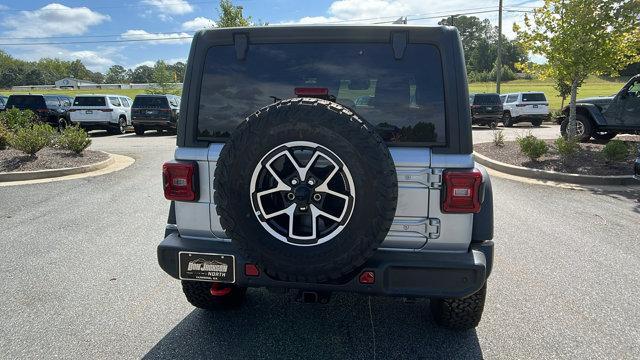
[1,126,639,359]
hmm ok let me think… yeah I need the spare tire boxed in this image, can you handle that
[214,98,397,282]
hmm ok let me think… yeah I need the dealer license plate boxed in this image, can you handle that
[179,252,235,283]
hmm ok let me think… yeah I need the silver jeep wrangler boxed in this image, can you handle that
[158,25,494,330]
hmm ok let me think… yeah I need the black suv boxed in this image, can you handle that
[3,94,74,130]
[469,93,503,128]
[157,26,494,330]
[559,74,640,141]
[131,94,180,135]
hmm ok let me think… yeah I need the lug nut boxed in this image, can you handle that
[291,179,299,185]
[307,178,315,186]
[287,193,295,200]
[313,193,322,202]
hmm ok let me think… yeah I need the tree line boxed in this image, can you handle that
[0,50,186,88]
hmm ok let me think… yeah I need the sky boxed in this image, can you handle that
[0,0,541,73]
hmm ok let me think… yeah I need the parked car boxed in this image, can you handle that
[559,74,640,141]
[69,95,133,135]
[3,94,73,130]
[500,92,549,127]
[634,147,640,181]
[469,93,503,128]
[131,94,180,135]
[0,95,8,110]
[157,25,494,330]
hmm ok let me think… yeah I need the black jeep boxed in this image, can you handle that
[3,94,74,130]
[559,74,640,141]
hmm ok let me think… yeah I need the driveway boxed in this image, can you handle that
[0,130,638,359]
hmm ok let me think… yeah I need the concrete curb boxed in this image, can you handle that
[473,150,637,186]
[0,151,115,182]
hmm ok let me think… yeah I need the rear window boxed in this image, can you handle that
[74,96,106,106]
[6,95,45,109]
[197,43,447,146]
[133,96,169,108]
[472,94,501,105]
[522,93,546,102]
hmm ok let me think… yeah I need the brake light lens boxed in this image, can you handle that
[162,161,199,201]
[100,109,113,112]
[294,87,329,97]
[359,271,375,284]
[442,169,482,213]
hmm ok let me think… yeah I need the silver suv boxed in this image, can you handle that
[157,25,494,330]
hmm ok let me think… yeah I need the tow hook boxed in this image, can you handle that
[296,290,331,304]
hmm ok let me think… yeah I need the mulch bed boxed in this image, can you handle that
[0,148,108,173]
[475,136,639,176]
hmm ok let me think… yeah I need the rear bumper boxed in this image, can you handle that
[158,232,493,299]
[132,119,176,129]
[513,114,549,121]
[75,120,118,128]
[472,114,501,122]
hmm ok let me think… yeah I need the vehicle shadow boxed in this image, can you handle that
[117,132,175,139]
[143,291,482,360]
[586,185,640,214]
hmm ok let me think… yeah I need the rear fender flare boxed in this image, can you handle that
[472,164,493,243]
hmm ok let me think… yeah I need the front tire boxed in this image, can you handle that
[57,118,67,132]
[502,112,513,127]
[430,285,487,330]
[182,281,246,310]
[560,114,593,142]
[488,119,498,129]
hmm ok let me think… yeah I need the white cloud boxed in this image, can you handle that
[142,0,193,15]
[181,17,216,31]
[121,29,192,45]
[6,44,117,72]
[2,3,110,38]
[285,0,541,39]
[0,4,10,10]
[69,50,115,69]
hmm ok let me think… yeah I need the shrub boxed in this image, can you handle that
[516,133,548,161]
[0,123,8,150]
[555,136,580,160]
[0,108,36,131]
[492,129,505,147]
[601,140,629,163]
[56,125,92,154]
[8,123,54,157]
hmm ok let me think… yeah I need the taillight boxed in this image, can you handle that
[516,104,527,107]
[101,109,113,112]
[442,169,482,213]
[162,161,199,201]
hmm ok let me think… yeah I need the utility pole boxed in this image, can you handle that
[496,0,503,94]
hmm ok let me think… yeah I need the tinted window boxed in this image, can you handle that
[197,43,447,145]
[506,94,518,103]
[499,95,506,103]
[472,94,501,105]
[0,97,5,106]
[133,96,169,108]
[44,96,60,107]
[522,93,546,102]
[74,96,106,106]
[6,95,46,109]
[109,97,122,106]
[60,97,72,106]
[120,98,130,107]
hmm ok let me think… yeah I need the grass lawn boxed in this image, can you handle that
[1,77,627,111]
[469,77,626,110]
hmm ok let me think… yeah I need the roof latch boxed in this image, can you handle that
[234,33,248,60]
[391,31,408,60]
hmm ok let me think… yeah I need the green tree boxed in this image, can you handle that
[169,62,186,82]
[130,65,155,83]
[68,60,92,80]
[515,0,640,138]
[104,65,129,84]
[147,61,180,95]
[217,0,251,27]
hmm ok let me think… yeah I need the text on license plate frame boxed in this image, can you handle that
[178,251,235,283]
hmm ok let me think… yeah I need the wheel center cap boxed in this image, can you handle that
[294,185,311,202]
